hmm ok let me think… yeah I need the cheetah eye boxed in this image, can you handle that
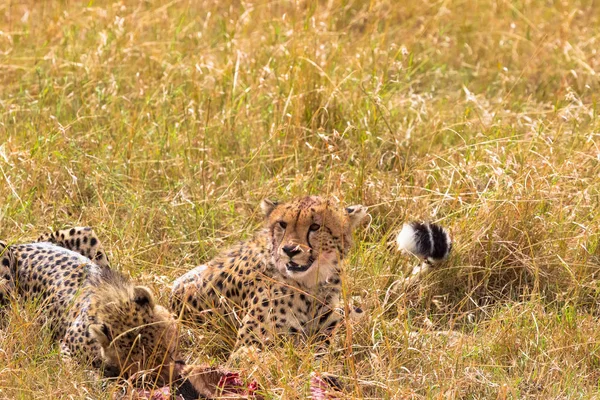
[278,221,287,229]
[309,223,321,231]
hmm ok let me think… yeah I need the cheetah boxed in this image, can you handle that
[171,196,368,356]
[0,227,180,382]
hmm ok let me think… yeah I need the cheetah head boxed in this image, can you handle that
[261,196,367,288]
[89,284,180,383]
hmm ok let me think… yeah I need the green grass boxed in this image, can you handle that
[1,0,599,398]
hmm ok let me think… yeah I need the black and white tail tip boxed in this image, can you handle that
[396,222,452,264]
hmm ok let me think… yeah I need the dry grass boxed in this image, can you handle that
[0,0,599,398]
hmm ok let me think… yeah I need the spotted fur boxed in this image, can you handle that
[0,241,15,304]
[37,226,110,270]
[171,196,367,355]
[0,228,179,381]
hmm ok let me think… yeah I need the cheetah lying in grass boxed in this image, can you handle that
[171,196,368,357]
[0,227,180,383]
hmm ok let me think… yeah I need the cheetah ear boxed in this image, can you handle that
[260,199,279,218]
[133,286,155,309]
[345,205,368,229]
[90,323,112,347]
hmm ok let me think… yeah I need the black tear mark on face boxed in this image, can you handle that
[306,229,315,252]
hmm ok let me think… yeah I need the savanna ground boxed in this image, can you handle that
[0,0,599,398]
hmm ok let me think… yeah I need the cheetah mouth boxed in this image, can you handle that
[286,257,314,273]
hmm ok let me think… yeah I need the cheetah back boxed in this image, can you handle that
[37,227,110,270]
[11,242,102,338]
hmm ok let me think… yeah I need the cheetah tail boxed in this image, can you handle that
[396,221,452,287]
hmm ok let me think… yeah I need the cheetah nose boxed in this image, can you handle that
[282,245,302,258]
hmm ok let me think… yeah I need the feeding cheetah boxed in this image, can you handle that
[0,227,180,382]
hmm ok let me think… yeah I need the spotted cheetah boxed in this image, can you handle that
[171,196,368,356]
[0,227,180,382]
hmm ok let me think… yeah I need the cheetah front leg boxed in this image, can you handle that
[59,339,111,385]
[229,290,283,364]
[59,340,88,376]
[231,309,272,361]
[37,227,110,270]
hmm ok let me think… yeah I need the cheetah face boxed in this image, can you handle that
[89,286,180,383]
[261,196,367,287]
